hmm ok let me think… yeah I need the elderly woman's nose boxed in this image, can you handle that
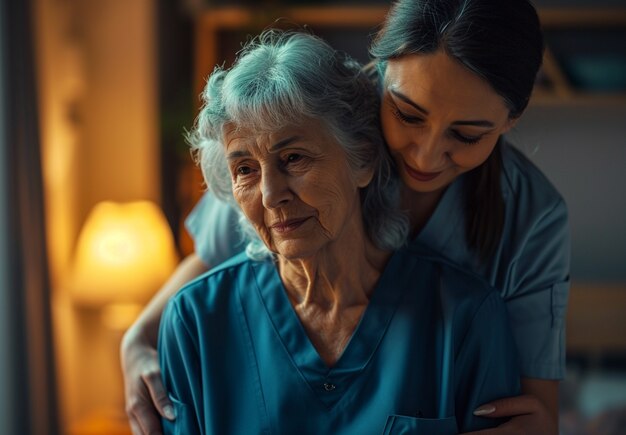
[261,171,292,209]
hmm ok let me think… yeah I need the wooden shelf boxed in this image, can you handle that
[567,283,626,355]
[530,91,626,107]
[539,7,626,28]
[194,5,626,107]
[194,6,386,98]
[532,7,626,105]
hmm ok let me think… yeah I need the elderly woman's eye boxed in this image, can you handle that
[286,153,303,163]
[237,166,253,175]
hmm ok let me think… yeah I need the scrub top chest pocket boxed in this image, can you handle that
[383,415,458,435]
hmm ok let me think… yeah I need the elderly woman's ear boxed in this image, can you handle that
[355,164,376,188]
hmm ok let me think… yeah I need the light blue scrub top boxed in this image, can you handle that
[186,142,571,380]
[159,246,520,435]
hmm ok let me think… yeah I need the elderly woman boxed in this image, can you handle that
[158,30,519,435]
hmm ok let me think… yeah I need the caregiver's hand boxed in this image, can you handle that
[121,329,174,435]
[464,394,557,435]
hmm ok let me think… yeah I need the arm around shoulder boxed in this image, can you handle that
[454,290,522,432]
[158,297,203,435]
[122,253,209,349]
[185,191,247,266]
[121,253,208,434]
[505,197,570,380]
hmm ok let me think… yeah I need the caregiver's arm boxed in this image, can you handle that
[454,290,522,433]
[466,379,558,435]
[122,192,245,434]
[521,378,559,424]
[157,291,204,435]
[121,253,208,435]
[463,197,569,435]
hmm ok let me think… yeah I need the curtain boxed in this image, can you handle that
[0,0,60,433]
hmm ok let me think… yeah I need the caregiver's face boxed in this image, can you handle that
[381,51,516,194]
[224,119,369,260]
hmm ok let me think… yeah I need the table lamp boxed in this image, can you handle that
[71,200,179,329]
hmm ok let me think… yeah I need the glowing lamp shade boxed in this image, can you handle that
[71,201,178,307]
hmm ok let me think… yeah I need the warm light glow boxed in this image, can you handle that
[71,201,178,306]
[100,303,145,331]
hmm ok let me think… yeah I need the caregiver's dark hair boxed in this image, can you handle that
[370,0,544,261]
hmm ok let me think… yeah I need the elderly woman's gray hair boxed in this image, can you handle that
[188,30,408,257]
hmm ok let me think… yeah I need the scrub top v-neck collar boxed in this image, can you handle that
[414,175,466,258]
[250,252,411,409]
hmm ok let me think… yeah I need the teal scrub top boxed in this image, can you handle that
[159,246,520,435]
[185,141,570,379]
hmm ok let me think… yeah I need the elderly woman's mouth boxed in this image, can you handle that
[269,217,311,233]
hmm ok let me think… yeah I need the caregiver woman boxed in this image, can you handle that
[121,0,569,433]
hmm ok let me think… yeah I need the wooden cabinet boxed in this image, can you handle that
[534,7,626,105]
[193,5,626,106]
[193,5,387,99]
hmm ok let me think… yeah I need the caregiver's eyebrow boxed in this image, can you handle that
[390,88,495,128]
[389,89,429,115]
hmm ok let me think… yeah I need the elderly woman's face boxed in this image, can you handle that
[380,51,516,195]
[224,119,371,259]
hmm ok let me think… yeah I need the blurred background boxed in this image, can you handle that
[0,0,625,434]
